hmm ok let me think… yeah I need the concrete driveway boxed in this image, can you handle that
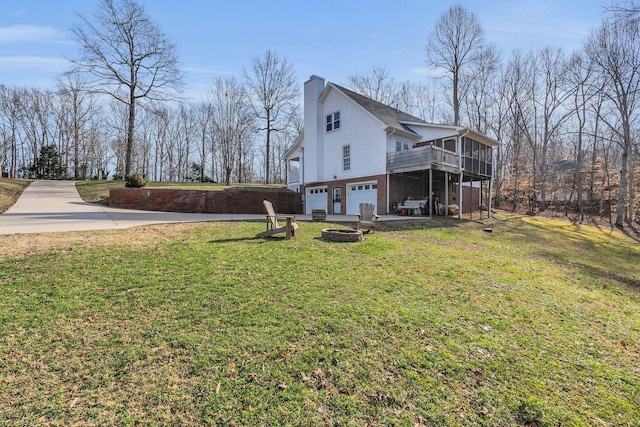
[0,181,421,235]
[0,180,265,235]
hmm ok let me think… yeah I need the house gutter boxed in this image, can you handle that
[299,146,304,186]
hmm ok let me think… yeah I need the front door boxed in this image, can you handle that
[332,186,342,214]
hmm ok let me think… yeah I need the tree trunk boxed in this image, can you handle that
[225,167,232,186]
[628,151,636,224]
[453,71,460,126]
[615,126,631,227]
[265,114,271,184]
[73,100,80,179]
[125,92,135,177]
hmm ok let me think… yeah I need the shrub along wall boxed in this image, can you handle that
[109,188,303,214]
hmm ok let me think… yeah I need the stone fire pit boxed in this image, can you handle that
[321,228,363,242]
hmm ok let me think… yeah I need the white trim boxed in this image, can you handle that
[325,110,341,132]
[342,144,351,171]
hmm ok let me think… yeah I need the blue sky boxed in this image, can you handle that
[0,0,606,100]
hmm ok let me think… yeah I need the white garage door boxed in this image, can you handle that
[346,182,378,215]
[305,187,328,214]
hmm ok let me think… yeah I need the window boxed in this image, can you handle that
[288,158,300,183]
[395,141,409,152]
[444,138,456,152]
[464,137,472,157]
[343,145,351,171]
[326,111,340,132]
[479,144,485,162]
[333,187,342,202]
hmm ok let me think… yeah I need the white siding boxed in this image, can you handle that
[319,89,387,182]
[406,125,458,142]
[387,137,414,153]
[303,76,325,183]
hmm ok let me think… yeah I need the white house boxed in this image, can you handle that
[284,75,500,217]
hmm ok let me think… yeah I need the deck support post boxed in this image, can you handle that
[428,169,433,217]
[488,178,493,218]
[444,171,449,216]
[459,172,464,220]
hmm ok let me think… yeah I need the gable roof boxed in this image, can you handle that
[284,130,303,159]
[327,84,428,136]
[326,83,499,147]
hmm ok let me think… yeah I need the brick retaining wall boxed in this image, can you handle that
[109,187,303,214]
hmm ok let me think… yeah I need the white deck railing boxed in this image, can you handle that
[288,169,300,183]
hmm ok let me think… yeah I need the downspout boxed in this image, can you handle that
[299,146,304,186]
[299,146,305,211]
[458,129,469,220]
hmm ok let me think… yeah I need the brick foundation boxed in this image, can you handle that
[109,188,303,214]
[302,174,388,215]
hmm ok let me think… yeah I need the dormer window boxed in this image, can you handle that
[326,111,340,132]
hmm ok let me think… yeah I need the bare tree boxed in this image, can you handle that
[584,18,640,226]
[209,77,254,185]
[243,50,299,184]
[462,44,501,133]
[531,47,574,211]
[0,86,22,178]
[195,102,214,182]
[173,104,198,181]
[56,71,96,179]
[487,68,513,208]
[19,88,55,168]
[404,81,440,122]
[347,66,399,105]
[604,0,640,21]
[504,50,536,211]
[70,0,183,177]
[566,52,597,221]
[426,4,486,125]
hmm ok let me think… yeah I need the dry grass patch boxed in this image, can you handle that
[0,223,203,259]
[0,179,31,213]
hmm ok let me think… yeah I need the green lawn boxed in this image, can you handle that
[0,215,638,426]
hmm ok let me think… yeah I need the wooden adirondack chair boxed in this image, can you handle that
[256,200,298,239]
[356,203,379,234]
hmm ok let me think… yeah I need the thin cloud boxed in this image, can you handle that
[183,65,236,76]
[409,67,447,79]
[0,24,68,44]
[0,56,68,72]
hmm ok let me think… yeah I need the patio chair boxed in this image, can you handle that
[356,202,379,234]
[256,200,298,240]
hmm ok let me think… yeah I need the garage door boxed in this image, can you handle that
[305,187,328,214]
[346,182,378,215]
